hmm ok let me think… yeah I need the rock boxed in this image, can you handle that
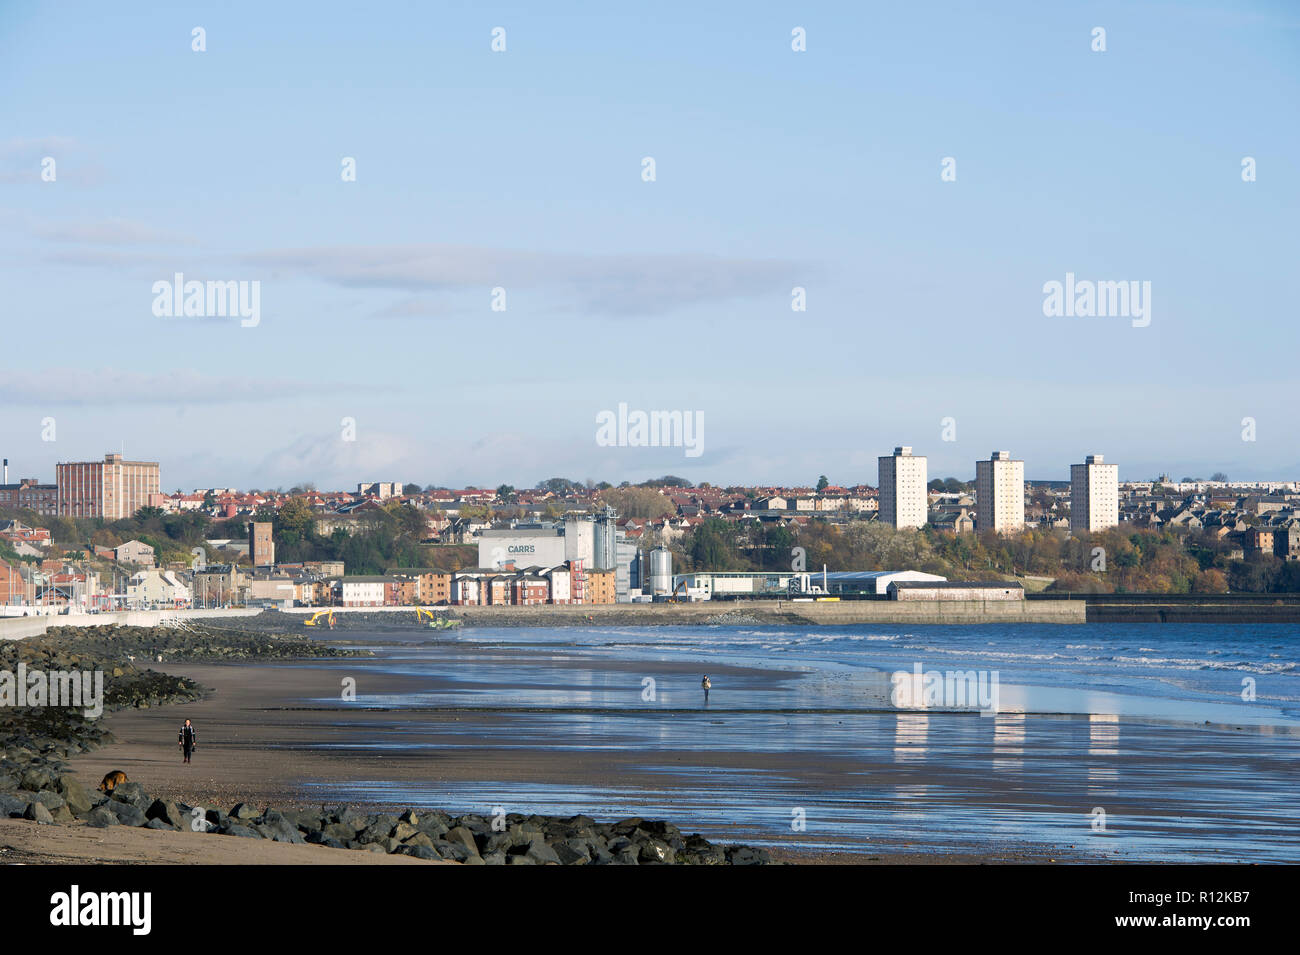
[24,801,54,824]
[391,821,418,842]
[553,840,591,865]
[305,831,346,850]
[404,845,439,861]
[398,809,419,826]
[444,826,481,858]
[145,818,174,830]
[328,805,367,828]
[725,846,771,866]
[143,799,182,829]
[230,802,259,822]
[482,850,507,866]
[462,855,486,865]
[220,824,261,839]
[613,847,640,865]
[85,806,119,827]
[105,801,148,827]
[401,832,434,851]
[109,782,150,808]
[322,822,358,842]
[638,838,674,864]
[55,777,94,815]
[433,840,471,863]
[51,805,75,823]
[0,793,29,818]
[205,808,230,830]
[524,841,562,865]
[360,842,389,854]
[19,767,52,792]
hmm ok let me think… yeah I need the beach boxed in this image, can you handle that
[43,620,1300,865]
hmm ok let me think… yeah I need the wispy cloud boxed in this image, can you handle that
[242,243,807,316]
[31,217,198,246]
[0,369,395,407]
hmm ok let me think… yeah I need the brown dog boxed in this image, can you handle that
[97,771,128,793]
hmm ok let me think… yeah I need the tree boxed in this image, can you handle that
[496,484,515,500]
[599,487,675,519]
[816,475,829,492]
[1210,472,1228,483]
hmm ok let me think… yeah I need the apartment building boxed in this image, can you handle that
[56,453,160,519]
[1070,454,1120,532]
[975,451,1025,534]
[878,446,928,529]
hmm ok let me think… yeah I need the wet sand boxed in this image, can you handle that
[57,660,1096,864]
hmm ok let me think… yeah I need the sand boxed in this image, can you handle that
[0,817,440,865]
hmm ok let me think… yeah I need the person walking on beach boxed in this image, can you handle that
[178,719,197,764]
[702,675,711,704]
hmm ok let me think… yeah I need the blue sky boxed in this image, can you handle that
[2,1,1298,491]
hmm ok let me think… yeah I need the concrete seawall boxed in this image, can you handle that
[296,600,1086,627]
[0,608,261,641]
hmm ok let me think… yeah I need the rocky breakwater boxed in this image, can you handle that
[37,623,373,664]
[1,775,773,864]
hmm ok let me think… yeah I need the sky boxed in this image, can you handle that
[1,1,1298,492]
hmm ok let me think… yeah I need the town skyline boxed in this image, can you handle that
[5,445,1299,500]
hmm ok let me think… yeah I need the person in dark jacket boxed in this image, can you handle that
[178,719,197,764]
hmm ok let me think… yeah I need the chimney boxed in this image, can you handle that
[3,459,7,484]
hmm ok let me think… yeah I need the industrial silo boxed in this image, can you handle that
[649,548,672,595]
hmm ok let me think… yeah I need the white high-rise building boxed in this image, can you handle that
[878,446,928,528]
[1070,454,1119,532]
[975,451,1024,534]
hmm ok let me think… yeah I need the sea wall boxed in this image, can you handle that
[0,608,261,642]
[275,600,1086,627]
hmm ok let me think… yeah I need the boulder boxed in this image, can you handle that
[229,802,259,822]
[725,846,771,866]
[19,767,52,792]
[305,831,346,850]
[443,826,481,858]
[85,806,118,828]
[144,799,183,829]
[0,793,29,818]
[23,801,54,824]
[109,782,150,809]
[433,841,471,863]
[105,800,148,827]
[219,823,261,839]
[322,822,358,843]
[638,839,674,864]
[553,840,591,865]
[401,832,434,851]
[524,841,562,865]
[55,778,94,815]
